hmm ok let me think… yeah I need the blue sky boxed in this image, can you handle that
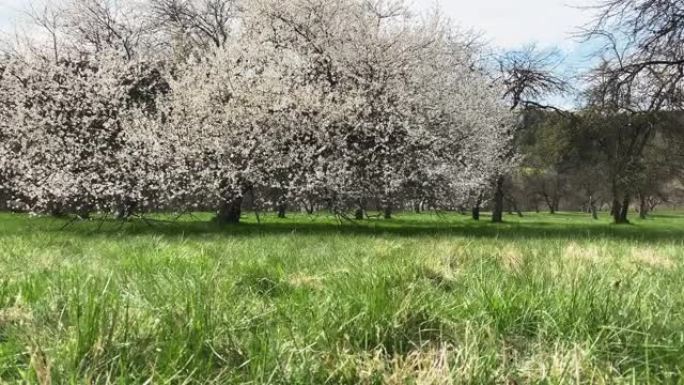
[420,0,601,106]
[420,0,594,48]
[0,0,600,99]
[419,0,600,75]
[1,0,596,46]
[0,0,600,59]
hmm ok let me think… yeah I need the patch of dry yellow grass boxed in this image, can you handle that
[515,342,614,385]
[419,240,473,283]
[0,304,33,327]
[630,246,675,269]
[356,346,455,385]
[351,340,615,385]
[499,246,524,272]
[372,240,405,259]
[383,346,453,385]
[287,273,325,289]
[562,242,606,264]
[30,345,52,385]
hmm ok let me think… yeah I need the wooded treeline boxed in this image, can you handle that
[480,0,684,224]
[497,109,684,221]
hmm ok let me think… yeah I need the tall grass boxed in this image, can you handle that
[0,211,683,384]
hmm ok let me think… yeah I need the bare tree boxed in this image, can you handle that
[578,0,684,223]
[149,0,239,53]
[582,0,684,111]
[0,2,65,62]
[489,45,568,223]
[499,45,569,111]
[24,3,63,62]
[65,0,160,59]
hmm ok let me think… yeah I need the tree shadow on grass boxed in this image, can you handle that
[2,212,683,244]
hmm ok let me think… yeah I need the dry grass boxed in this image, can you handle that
[630,246,675,269]
[287,273,325,289]
[562,241,606,264]
[499,246,525,272]
[0,304,33,327]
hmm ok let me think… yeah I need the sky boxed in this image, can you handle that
[422,0,594,49]
[0,0,23,25]
[419,0,600,76]
[1,0,596,44]
[0,0,599,55]
[0,0,600,85]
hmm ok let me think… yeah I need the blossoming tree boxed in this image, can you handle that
[1,0,514,224]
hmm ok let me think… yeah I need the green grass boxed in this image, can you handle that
[0,211,683,384]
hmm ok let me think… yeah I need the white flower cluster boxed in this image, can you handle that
[0,0,514,220]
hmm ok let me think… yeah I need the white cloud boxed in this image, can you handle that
[0,0,28,28]
[2,0,596,49]
[413,0,595,49]
[0,0,599,74]
[0,0,25,15]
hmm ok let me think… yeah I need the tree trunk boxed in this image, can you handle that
[49,202,67,218]
[648,198,658,213]
[589,195,598,220]
[354,199,366,220]
[611,196,630,224]
[492,176,505,223]
[216,197,242,225]
[305,201,315,215]
[76,204,94,220]
[115,199,138,220]
[472,205,480,221]
[506,195,523,217]
[383,205,392,220]
[472,193,483,221]
[610,197,622,224]
[277,204,287,219]
[543,194,556,214]
[512,201,524,218]
[552,196,560,214]
[639,195,648,219]
[611,198,622,224]
[610,179,630,224]
[413,201,421,213]
[619,196,630,223]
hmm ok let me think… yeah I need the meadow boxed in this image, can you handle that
[0,211,683,384]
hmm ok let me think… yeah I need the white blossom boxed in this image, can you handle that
[0,0,514,219]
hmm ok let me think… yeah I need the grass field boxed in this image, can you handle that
[0,211,683,384]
